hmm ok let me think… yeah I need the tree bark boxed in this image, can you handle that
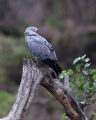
[0,59,88,120]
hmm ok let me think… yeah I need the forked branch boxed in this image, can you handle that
[0,59,88,120]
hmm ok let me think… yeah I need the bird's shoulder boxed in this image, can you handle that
[28,35,54,50]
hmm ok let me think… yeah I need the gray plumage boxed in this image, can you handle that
[24,26,62,78]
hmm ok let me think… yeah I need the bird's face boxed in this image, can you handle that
[24,27,38,36]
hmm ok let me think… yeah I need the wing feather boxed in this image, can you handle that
[25,35,57,61]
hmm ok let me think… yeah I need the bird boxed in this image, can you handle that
[24,26,62,78]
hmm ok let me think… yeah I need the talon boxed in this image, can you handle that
[29,57,34,61]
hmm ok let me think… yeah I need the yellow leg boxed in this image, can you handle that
[36,59,38,64]
[29,57,34,61]
[29,57,38,65]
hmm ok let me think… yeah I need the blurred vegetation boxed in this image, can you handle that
[0,0,96,119]
[0,34,31,84]
[0,91,15,117]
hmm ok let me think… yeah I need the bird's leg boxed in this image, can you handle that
[36,59,38,64]
[29,57,38,64]
[33,57,38,65]
[29,57,34,61]
[34,58,38,65]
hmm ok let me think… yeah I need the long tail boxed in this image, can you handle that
[49,63,62,78]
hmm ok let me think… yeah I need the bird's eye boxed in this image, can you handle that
[33,28,36,31]
[33,27,38,32]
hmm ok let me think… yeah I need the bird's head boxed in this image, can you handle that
[24,26,38,36]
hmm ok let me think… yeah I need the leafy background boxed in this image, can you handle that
[0,0,96,119]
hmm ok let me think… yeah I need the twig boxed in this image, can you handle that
[63,73,69,91]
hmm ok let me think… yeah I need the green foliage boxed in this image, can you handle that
[59,54,96,119]
[61,113,68,120]
[59,69,73,79]
[67,69,73,75]
[75,64,81,72]
[59,70,66,79]
[89,115,95,120]
[0,91,15,117]
[72,55,96,96]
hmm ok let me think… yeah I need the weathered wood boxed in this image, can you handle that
[63,73,69,91]
[41,76,88,120]
[0,59,88,120]
[0,59,43,120]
